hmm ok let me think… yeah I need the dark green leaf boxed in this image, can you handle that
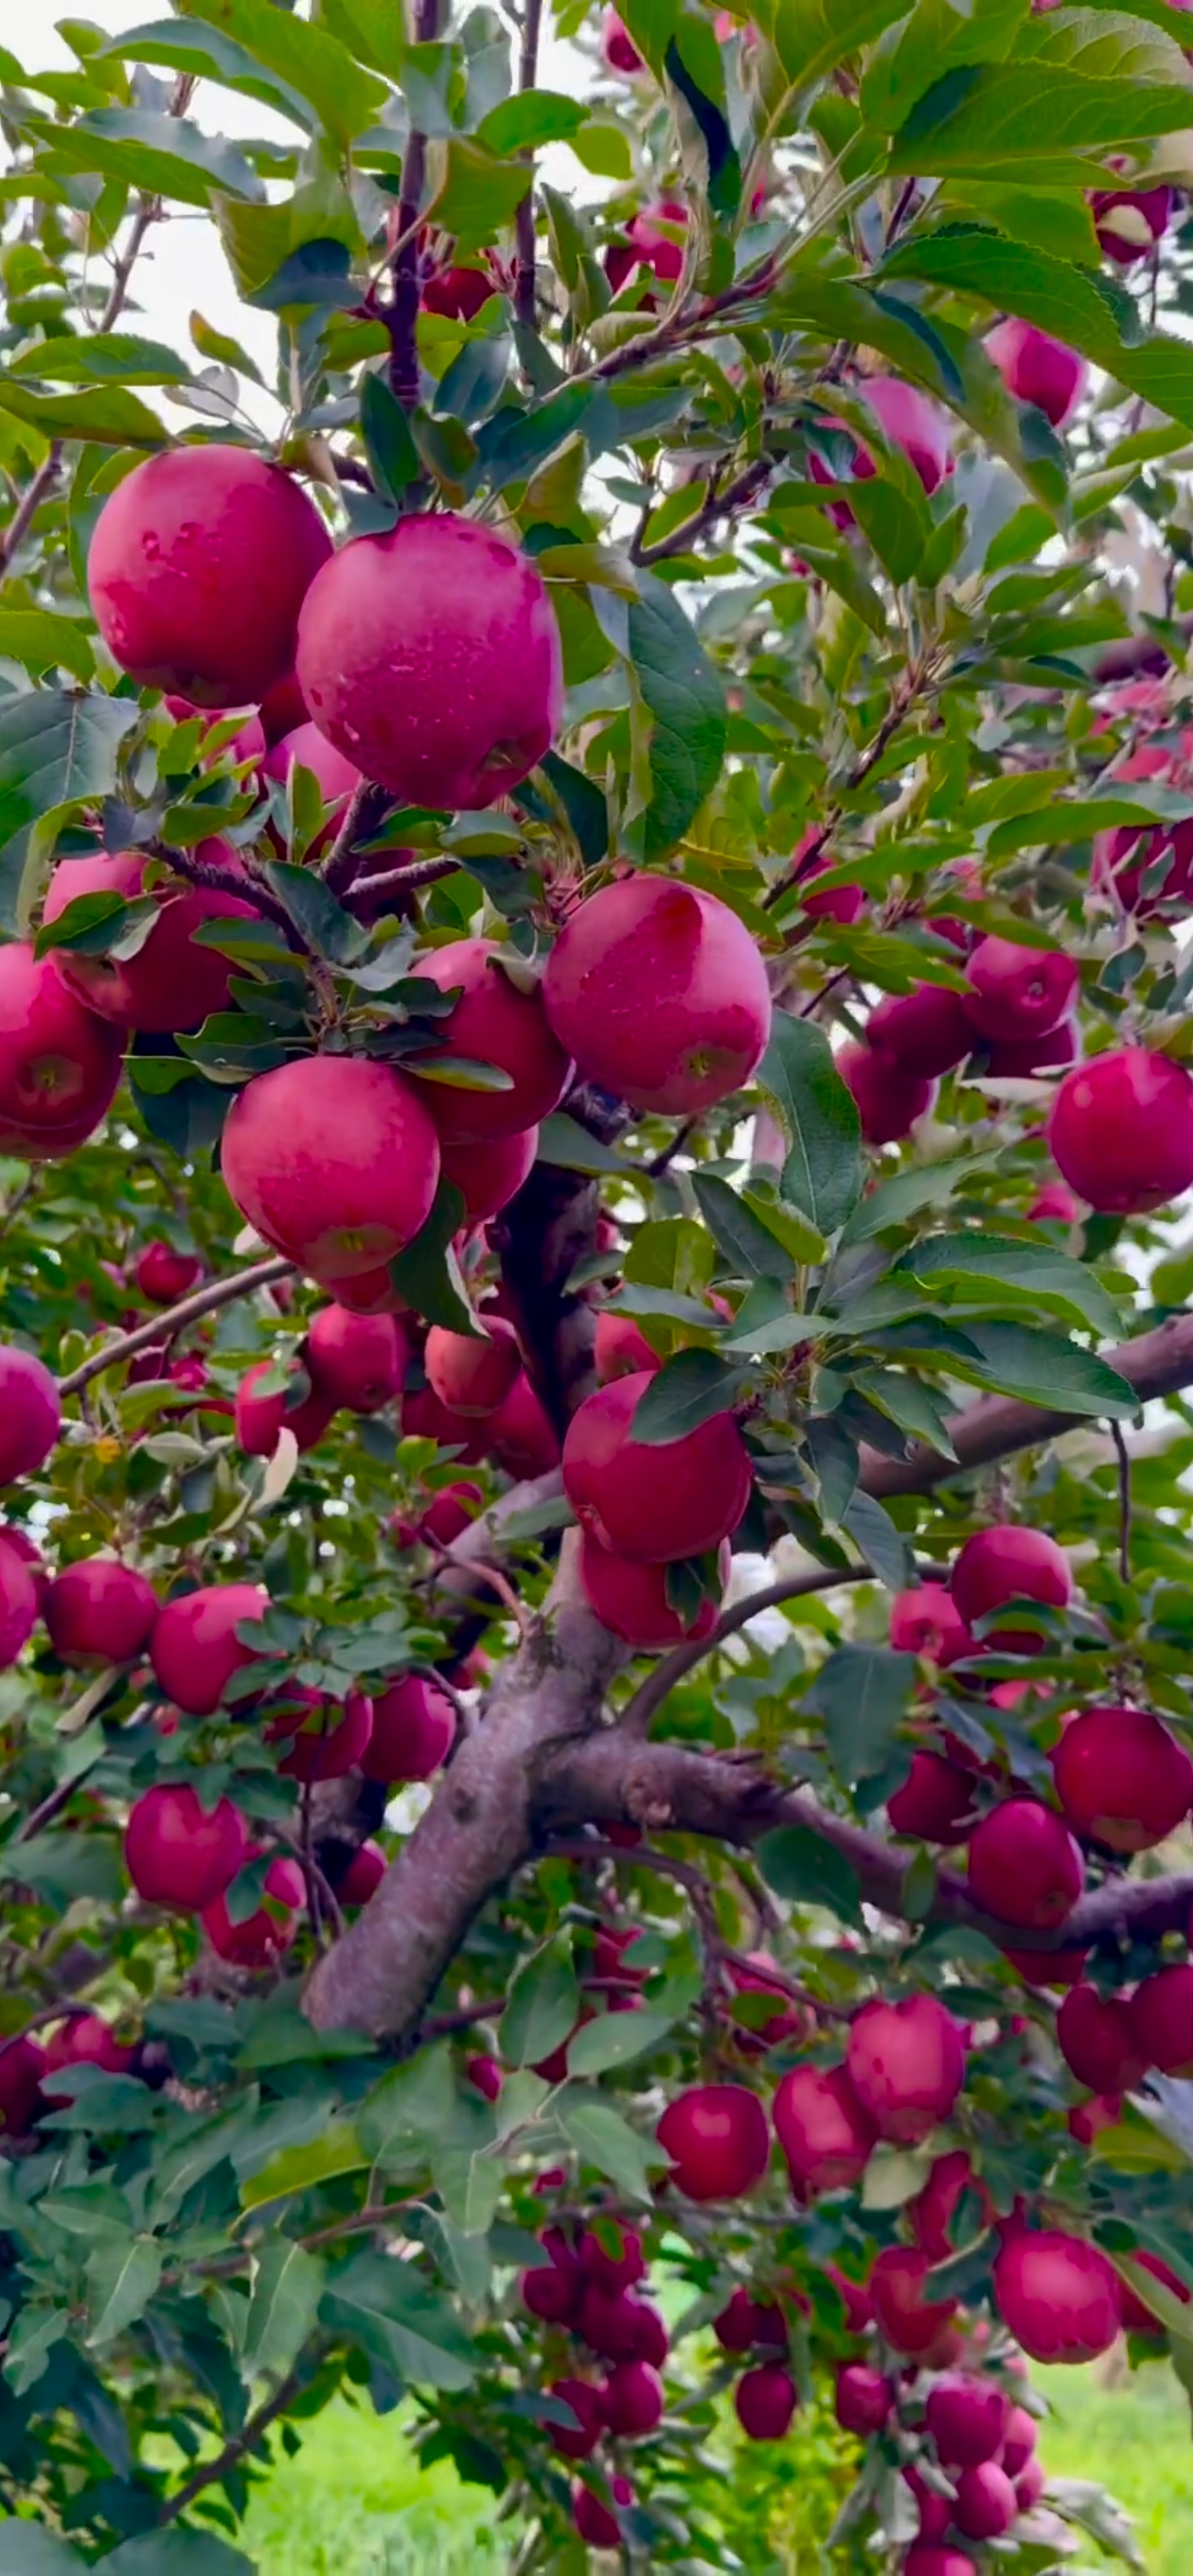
[28,106,266,207]
[807,1644,919,1786]
[0,689,142,932]
[384,1181,475,1333]
[754,1824,864,1925]
[360,371,420,502]
[555,2089,657,2199]
[321,2252,475,2389]
[259,862,369,965]
[957,1321,1138,1419]
[630,1349,751,1445]
[502,1932,579,2070]
[626,579,727,863]
[893,1229,1122,1339]
[692,1172,796,1281]
[757,1013,863,1237]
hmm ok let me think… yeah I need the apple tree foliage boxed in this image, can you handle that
[5,0,1193,2566]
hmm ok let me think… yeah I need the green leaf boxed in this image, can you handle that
[241,2241,326,2381]
[842,1489,914,1591]
[772,0,912,90]
[754,1823,864,1925]
[757,1014,864,1237]
[428,137,530,250]
[502,1932,579,2070]
[258,861,369,965]
[321,2251,476,2389]
[384,1180,474,1334]
[176,0,387,140]
[536,1112,631,1176]
[477,92,588,155]
[0,612,94,684]
[357,2045,457,2168]
[85,2235,163,2347]
[890,20,1193,180]
[630,1348,752,1444]
[956,1321,1138,1418]
[106,2540,255,2573]
[805,1413,859,1524]
[840,1146,1008,1243]
[0,689,142,932]
[893,1229,1123,1340]
[555,2089,657,2200]
[28,106,266,207]
[103,15,315,124]
[625,579,727,863]
[563,1992,696,2079]
[239,2120,367,2210]
[862,0,1026,130]
[0,377,169,448]
[0,2535,85,2573]
[692,1172,797,1282]
[9,331,191,385]
[806,1644,919,1786]
[846,473,932,583]
[360,370,420,503]
[850,1367,959,1463]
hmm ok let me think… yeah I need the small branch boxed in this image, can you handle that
[514,0,544,335]
[1112,1419,1132,1583]
[763,662,929,912]
[346,853,461,910]
[158,2370,301,2525]
[617,1564,873,1740]
[323,779,393,896]
[60,1258,294,1397]
[0,454,62,578]
[388,0,444,406]
[632,457,774,568]
[416,1995,505,2041]
[142,836,302,944]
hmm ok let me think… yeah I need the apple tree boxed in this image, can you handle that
[4,0,1193,2565]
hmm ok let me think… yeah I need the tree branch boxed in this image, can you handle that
[388,0,444,407]
[491,1082,630,1441]
[59,1258,294,1397]
[323,779,394,896]
[158,2369,301,2526]
[346,853,461,912]
[618,1565,874,1740]
[513,0,544,335]
[142,836,302,944]
[632,456,775,568]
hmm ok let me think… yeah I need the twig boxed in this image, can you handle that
[0,1172,39,1241]
[763,661,929,911]
[632,456,774,567]
[646,1117,697,1179]
[617,1564,874,1740]
[346,853,461,909]
[323,778,393,896]
[514,0,544,335]
[388,0,444,405]
[417,1995,506,2041]
[1111,1418,1132,1583]
[59,1258,294,1396]
[142,836,302,944]
[158,2370,301,2525]
[301,2202,415,2251]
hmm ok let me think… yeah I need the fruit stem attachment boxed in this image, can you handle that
[59,1257,294,1397]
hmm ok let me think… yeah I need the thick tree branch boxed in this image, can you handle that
[59,1258,294,1396]
[346,852,461,911]
[492,1082,630,1441]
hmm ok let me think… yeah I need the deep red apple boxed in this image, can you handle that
[967,1798,1084,1928]
[1117,2247,1191,2335]
[600,2359,664,2437]
[889,1583,972,1665]
[925,2372,1009,2469]
[0,1344,61,1484]
[868,2248,958,2356]
[563,1371,751,1563]
[402,1479,483,1550]
[1130,1963,1193,2076]
[438,1125,539,1222]
[1093,183,1172,264]
[902,2550,975,2576]
[221,1055,440,1279]
[962,936,1078,1043]
[124,1783,248,1910]
[305,1303,407,1413]
[0,2034,47,2136]
[296,513,561,810]
[992,2225,1120,2362]
[1052,1703,1193,1852]
[734,2363,797,2440]
[465,2051,503,2102]
[546,2376,603,2460]
[401,1386,486,1464]
[887,1751,976,1846]
[425,1317,522,1419]
[595,1310,660,1384]
[773,2065,876,2195]
[904,2470,954,2544]
[543,875,772,1118]
[339,1839,385,1906]
[1049,1046,1193,1215]
[837,1040,936,1144]
[203,1852,304,1967]
[951,1523,1072,1647]
[845,1995,966,2146]
[0,1520,46,1609]
[602,6,645,72]
[1001,2404,1038,2478]
[985,318,1088,425]
[866,987,972,1081]
[576,2282,644,2360]
[0,942,124,1154]
[45,1557,158,1665]
[268,1685,373,1783]
[89,445,331,705]
[235,1359,336,1458]
[656,2082,771,2200]
[44,846,258,1034]
[578,1530,723,1649]
[150,1582,270,1716]
[981,1016,1077,1081]
[43,2012,135,2080]
[362,1673,456,1782]
[834,2363,894,2437]
[521,2228,582,2325]
[134,1242,203,1304]
[485,1373,561,1476]
[410,939,571,1143]
[953,2460,1017,2539]
[572,2475,632,2549]
[605,199,686,293]
[909,2150,988,2262]
[713,2288,788,2353]
[0,1541,37,1669]
[421,262,494,320]
[262,720,360,851]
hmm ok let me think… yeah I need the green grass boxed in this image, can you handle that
[1037,2360,1193,2573]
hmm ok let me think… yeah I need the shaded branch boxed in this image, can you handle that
[618,1565,874,1740]
[60,1258,294,1397]
[158,2370,301,2526]
[632,456,775,568]
[143,835,301,944]
[491,1082,631,1442]
[387,0,444,407]
[323,779,394,896]
[513,0,544,335]
[346,852,461,911]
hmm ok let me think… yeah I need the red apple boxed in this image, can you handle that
[571,2475,632,2549]
[362,1673,456,1782]
[1014,2454,1046,2512]
[0,1345,61,1484]
[925,2372,1009,2468]
[723,1951,808,2054]
[1118,2247,1191,2335]
[410,938,571,1143]
[262,720,360,851]
[579,2221,645,2293]
[45,1558,158,1665]
[981,1016,1077,1081]
[221,1055,440,1279]
[135,1242,203,1304]
[401,1386,486,1464]
[546,2376,603,2460]
[889,1583,973,1666]
[44,846,258,1034]
[0,943,124,1154]
[656,2082,771,2200]
[1001,2404,1038,2478]
[953,2460,1017,2539]
[421,263,494,320]
[967,1798,1084,1928]
[600,2359,664,2437]
[543,875,772,1118]
[866,987,972,1081]
[150,1582,270,1716]
[986,318,1088,425]
[1049,1046,1193,1215]
[0,1541,37,1669]
[605,199,686,293]
[89,445,331,705]
[203,1852,304,1966]
[438,1125,539,1222]
[1130,1963,1193,2076]
[578,1530,723,1649]
[563,1370,751,1562]
[43,2012,135,2080]
[838,1040,936,1143]
[424,1317,522,1419]
[522,2228,582,2325]
[963,936,1078,1043]
[951,1523,1072,1647]
[602,7,645,72]
[903,2551,975,2576]
[306,1303,407,1413]
[734,2363,797,2440]
[485,1372,561,1476]
[595,1310,660,1384]
[576,2282,644,2360]
[1093,182,1171,264]
[0,1521,47,1610]
[0,2034,47,2136]
[868,2248,958,2356]
[268,1685,373,1783]
[124,1783,248,1910]
[992,2225,1120,2362]
[859,375,953,492]
[846,1995,966,2146]
[887,1752,976,1845]
[339,1840,385,1905]
[403,1479,483,1550]
[235,1359,336,1458]
[909,2150,988,2262]
[1069,2090,1122,2145]
[296,513,561,810]
[1052,1703,1193,1852]
[713,2288,788,2353]
[773,2065,876,2195]
[1030,1179,1081,1224]
[465,2051,503,2102]
[834,2363,894,2437]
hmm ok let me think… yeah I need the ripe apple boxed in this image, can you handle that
[1130,1962,1193,2076]
[1058,1985,1146,2093]
[985,319,1088,425]
[887,1752,976,1845]
[734,2364,797,2440]
[305,1303,407,1413]
[576,2282,644,2360]
[981,1016,1077,1081]
[261,720,360,853]
[837,1039,936,1143]
[221,1055,440,1279]
[485,1372,561,1476]
[1093,182,1172,264]
[438,1125,539,1223]
[338,1840,385,1906]
[45,1557,158,1665]
[563,1370,751,1562]
[363,1673,456,1782]
[43,2012,136,2080]
[866,987,972,1080]
[723,1951,808,2055]
[1095,812,1193,918]
[410,938,571,1144]
[713,2289,788,2353]
[401,1384,486,1465]
[1001,2405,1039,2477]
[578,1530,724,1649]
[902,2550,975,2576]
[421,262,494,320]
[425,1317,522,1419]
[578,2221,644,2293]
[465,2051,503,2102]
[834,2364,894,2437]
[605,200,686,293]
[595,1310,660,1384]
[136,1242,203,1304]
[858,375,953,492]
[543,875,772,1118]
[150,1582,270,1716]
[773,2064,876,2194]
[925,2372,1009,2468]
[967,1798,1084,1928]
[1049,1046,1193,1214]
[889,1583,972,1665]
[394,1478,483,1551]
[267,1685,373,1783]
[0,1542,37,1670]
[546,2377,603,2460]
[599,2358,664,2437]
[0,1344,62,1485]
[1030,1179,1080,1224]
[571,2476,632,2549]
[44,846,258,1033]
[235,1359,336,1458]
[296,513,561,809]
[124,1782,249,1910]
[0,1521,46,1611]
[909,2150,989,2261]
[845,1995,966,2146]
[868,2248,958,2356]
[0,942,124,1155]
[1051,1703,1193,1852]
[203,1852,305,1966]
[953,2460,1017,2539]
[88,445,332,705]
[962,936,1078,1043]
[655,2082,771,2200]
[1117,2247,1191,2335]
[992,2225,1121,2362]
[0,2034,47,2136]
[602,7,645,72]
[950,1523,1072,1647]
[522,2228,583,2325]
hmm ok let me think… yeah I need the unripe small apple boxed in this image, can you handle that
[1030,1179,1081,1225]
[542,874,772,1117]
[363,1673,456,1782]
[547,2376,603,2460]
[735,2363,797,2441]
[125,1784,249,1911]
[235,1360,336,1458]
[1052,1703,1193,1852]
[45,1558,159,1665]
[305,1303,407,1414]
[834,2363,894,2437]
[992,2225,1120,2363]
[986,318,1088,425]
[954,2460,1018,2539]
[1049,1046,1193,1215]
[1130,1963,1193,2076]
[963,936,1078,1044]
[571,2474,632,2549]
[846,1995,966,2146]
[925,2371,1009,2468]
[599,2359,664,2437]
[889,1583,972,1665]
[136,1242,204,1304]
[967,1798,1084,1929]
[222,1056,440,1279]
[578,1530,724,1649]
[868,2247,958,2356]
[773,2065,876,2195]
[866,987,972,1081]
[0,1343,62,1484]
[838,1040,936,1144]
[150,1583,270,1716]
[951,1523,1072,1648]
[203,1853,305,1967]
[425,1317,522,1419]
[410,938,571,1144]
[656,2082,771,2201]
[338,1840,385,1906]
[563,1371,751,1563]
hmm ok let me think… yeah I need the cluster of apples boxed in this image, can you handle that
[520,2211,669,2545]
